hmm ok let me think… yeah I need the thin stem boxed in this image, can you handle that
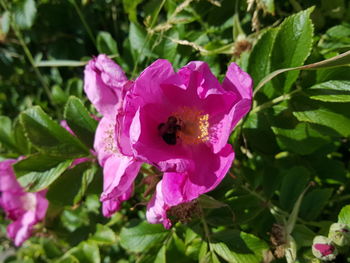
[200,204,213,252]
[250,88,301,114]
[71,0,96,47]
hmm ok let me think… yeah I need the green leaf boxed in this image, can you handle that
[14,153,68,177]
[198,195,227,209]
[51,85,68,105]
[292,224,315,247]
[0,116,16,151]
[211,230,269,263]
[120,221,169,253]
[96,31,118,55]
[20,106,89,157]
[122,0,143,23]
[13,0,37,29]
[74,165,97,204]
[279,166,310,211]
[293,104,350,137]
[46,162,92,206]
[338,205,350,226]
[307,80,350,102]
[13,119,30,154]
[248,28,278,92]
[16,159,72,192]
[300,188,333,220]
[255,50,350,95]
[129,22,152,58]
[1,11,10,34]
[89,224,116,244]
[271,7,314,93]
[272,123,329,155]
[64,96,98,148]
[71,241,101,263]
[261,0,275,14]
[154,245,167,263]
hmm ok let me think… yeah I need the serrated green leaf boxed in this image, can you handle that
[293,106,350,137]
[120,221,169,253]
[64,96,98,148]
[14,154,68,177]
[20,106,89,157]
[271,7,314,92]
[248,28,278,92]
[307,80,350,102]
[272,123,329,155]
[338,205,350,226]
[17,159,72,192]
[96,31,118,55]
[211,230,269,263]
[71,241,100,263]
[90,224,116,244]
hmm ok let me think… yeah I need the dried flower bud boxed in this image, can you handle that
[312,235,338,261]
[328,223,350,246]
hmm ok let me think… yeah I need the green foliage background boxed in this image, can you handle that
[1,0,350,262]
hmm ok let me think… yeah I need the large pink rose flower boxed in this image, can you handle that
[84,55,252,227]
[0,159,48,246]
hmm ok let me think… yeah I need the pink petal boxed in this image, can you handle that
[162,144,235,206]
[102,185,133,217]
[146,182,172,229]
[100,155,141,205]
[84,54,128,117]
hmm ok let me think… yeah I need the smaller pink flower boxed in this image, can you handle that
[0,159,48,246]
[84,55,142,217]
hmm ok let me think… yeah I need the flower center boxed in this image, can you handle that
[158,107,210,145]
[21,193,37,211]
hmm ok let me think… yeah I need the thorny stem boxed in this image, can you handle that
[71,0,96,47]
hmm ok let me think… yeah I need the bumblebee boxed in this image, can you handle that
[158,116,181,145]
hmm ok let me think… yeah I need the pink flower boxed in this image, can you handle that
[84,55,252,226]
[84,55,141,217]
[117,60,252,226]
[0,159,48,246]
